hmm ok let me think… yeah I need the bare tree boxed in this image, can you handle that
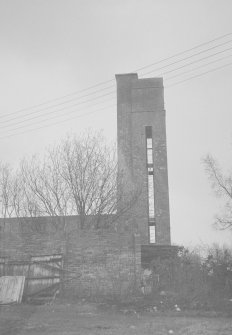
[58,133,119,228]
[203,154,232,230]
[0,132,140,228]
[19,152,70,217]
[0,163,14,218]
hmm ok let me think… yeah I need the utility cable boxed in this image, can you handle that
[0,104,116,140]
[155,47,232,78]
[139,39,232,77]
[0,96,115,131]
[1,55,232,135]
[0,85,115,121]
[1,41,232,125]
[1,32,231,119]
[0,93,115,127]
[135,32,232,72]
[1,35,232,138]
[165,61,232,88]
[1,45,232,129]
[1,60,232,139]
[166,54,232,81]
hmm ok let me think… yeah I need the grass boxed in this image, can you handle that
[0,300,232,335]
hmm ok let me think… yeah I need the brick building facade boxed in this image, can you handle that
[0,216,141,297]
[116,73,171,245]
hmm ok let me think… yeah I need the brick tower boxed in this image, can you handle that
[116,73,171,245]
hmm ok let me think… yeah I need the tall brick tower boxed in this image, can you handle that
[116,73,171,246]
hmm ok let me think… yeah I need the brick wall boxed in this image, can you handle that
[0,216,141,298]
[116,73,171,245]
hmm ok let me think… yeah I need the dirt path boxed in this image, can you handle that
[0,302,232,335]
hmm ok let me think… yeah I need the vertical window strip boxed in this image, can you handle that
[145,126,156,244]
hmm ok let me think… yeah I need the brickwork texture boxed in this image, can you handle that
[0,216,141,298]
[116,73,171,245]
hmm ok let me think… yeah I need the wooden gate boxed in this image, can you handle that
[0,254,63,303]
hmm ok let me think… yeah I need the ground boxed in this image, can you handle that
[0,301,232,335]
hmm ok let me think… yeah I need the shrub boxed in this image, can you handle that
[149,246,232,310]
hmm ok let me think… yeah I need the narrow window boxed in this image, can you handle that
[149,226,156,244]
[145,126,156,243]
[147,149,153,165]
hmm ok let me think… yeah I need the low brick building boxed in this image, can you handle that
[0,216,141,297]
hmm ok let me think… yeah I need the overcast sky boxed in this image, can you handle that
[0,0,232,247]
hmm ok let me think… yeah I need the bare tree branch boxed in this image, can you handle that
[0,132,140,229]
[203,154,232,230]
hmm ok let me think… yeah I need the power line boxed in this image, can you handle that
[166,54,232,81]
[0,104,116,140]
[1,48,232,133]
[135,32,232,72]
[0,34,232,138]
[0,85,115,121]
[1,32,231,119]
[0,80,115,118]
[0,92,115,127]
[140,39,232,77]
[1,59,231,139]
[2,40,232,125]
[156,47,232,78]
[1,44,232,129]
[0,96,115,131]
[165,61,232,88]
